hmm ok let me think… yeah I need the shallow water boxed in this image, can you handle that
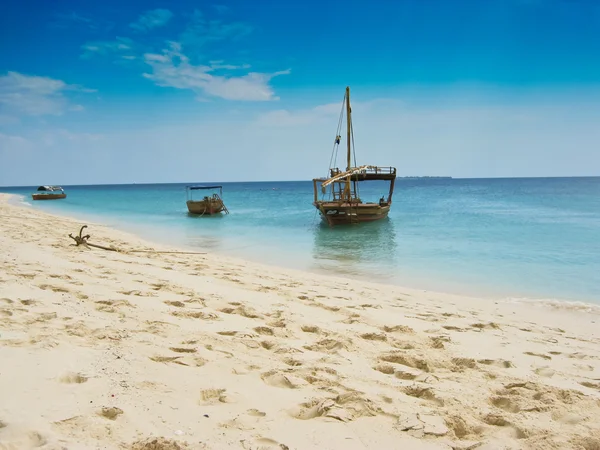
[3,177,599,303]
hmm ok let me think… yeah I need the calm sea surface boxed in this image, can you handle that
[2,177,599,303]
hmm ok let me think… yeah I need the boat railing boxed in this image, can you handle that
[363,166,396,175]
[329,166,396,177]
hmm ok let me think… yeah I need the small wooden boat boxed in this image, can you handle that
[312,87,397,226]
[186,185,229,215]
[32,185,67,200]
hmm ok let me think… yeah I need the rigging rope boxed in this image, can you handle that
[323,91,347,201]
[350,120,360,201]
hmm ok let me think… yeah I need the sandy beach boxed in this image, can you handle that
[0,193,599,450]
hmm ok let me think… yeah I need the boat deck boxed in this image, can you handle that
[313,166,397,183]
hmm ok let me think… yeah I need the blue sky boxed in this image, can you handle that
[1,0,600,185]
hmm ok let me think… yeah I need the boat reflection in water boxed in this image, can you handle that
[311,218,397,282]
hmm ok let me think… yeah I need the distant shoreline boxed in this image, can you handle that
[397,176,453,179]
[5,175,600,189]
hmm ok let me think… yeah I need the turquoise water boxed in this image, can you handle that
[2,177,599,303]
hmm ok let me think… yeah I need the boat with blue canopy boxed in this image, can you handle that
[186,185,229,215]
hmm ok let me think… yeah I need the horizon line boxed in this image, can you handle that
[1,175,600,189]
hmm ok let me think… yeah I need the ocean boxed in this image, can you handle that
[2,177,599,304]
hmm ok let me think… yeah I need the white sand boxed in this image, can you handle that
[1,193,599,450]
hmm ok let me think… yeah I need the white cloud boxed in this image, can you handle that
[38,129,103,147]
[0,133,31,152]
[0,72,95,116]
[80,37,138,59]
[142,42,290,101]
[130,9,173,32]
[0,114,19,125]
[180,9,252,47]
[51,11,115,33]
[255,98,402,126]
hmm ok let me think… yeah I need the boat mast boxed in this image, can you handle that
[346,86,351,171]
[345,86,352,201]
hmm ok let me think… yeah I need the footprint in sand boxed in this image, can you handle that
[481,413,527,439]
[0,430,48,448]
[289,392,376,422]
[150,356,181,363]
[451,358,478,371]
[246,409,266,417]
[429,336,450,349]
[267,318,287,328]
[95,300,134,313]
[283,357,303,367]
[170,347,197,353]
[253,326,274,336]
[300,325,321,334]
[37,284,70,293]
[259,340,287,352]
[471,322,501,330]
[478,359,515,369]
[304,338,350,353]
[98,406,123,420]
[171,310,218,320]
[374,364,396,375]
[130,437,194,450]
[523,351,552,360]
[199,388,233,405]
[59,372,88,384]
[261,370,305,389]
[360,332,387,342]
[396,412,450,438]
[19,299,37,306]
[241,437,290,450]
[379,352,432,372]
[217,330,238,336]
[534,367,556,378]
[164,301,185,307]
[579,381,600,391]
[150,355,206,367]
[490,396,521,413]
[312,302,340,312]
[402,386,445,406]
[219,305,261,319]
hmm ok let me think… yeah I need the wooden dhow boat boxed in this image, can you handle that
[186,185,229,215]
[312,87,397,226]
[31,186,67,200]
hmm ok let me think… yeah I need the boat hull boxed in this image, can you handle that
[314,201,390,226]
[31,193,66,200]
[186,200,225,215]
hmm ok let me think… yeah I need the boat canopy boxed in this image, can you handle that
[37,185,63,191]
[320,165,374,187]
[315,165,397,188]
[187,185,223,190]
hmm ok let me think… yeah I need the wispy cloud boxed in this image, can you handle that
[130,9,174,32]
[40,129,103,147]
[142,42,289,101]
[0,114,19,126]
[180,9,252,48]
[50,11,114,32]
[0,133,31,152]
[0,72,95,116]
[80,37,139,60]
[255,99,401,127]
[213,4,231,14]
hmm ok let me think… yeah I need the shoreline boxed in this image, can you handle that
[7,193,600,307]
[1,193,600,449]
